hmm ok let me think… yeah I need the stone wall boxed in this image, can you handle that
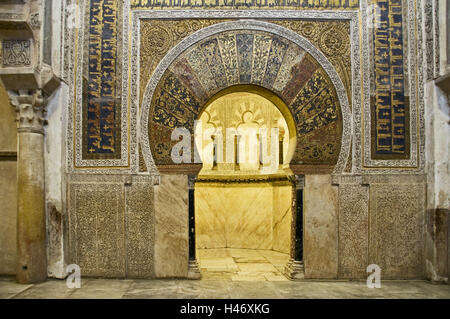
[303,174,427,280]
[64,172,429,280]
[67,174,191,279]
[0,85,17,275]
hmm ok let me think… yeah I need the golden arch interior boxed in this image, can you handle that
[194,90,296,281]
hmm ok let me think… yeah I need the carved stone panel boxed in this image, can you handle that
[68,182,126,277]
[68,174,157,278]
[2,40,31,67]
[369,183,426,279]
[338,184,369,279]
[125,181,155,278]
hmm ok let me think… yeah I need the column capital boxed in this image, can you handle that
[288,174,304,189]
[8,89,47,134]
[188,175,197,190]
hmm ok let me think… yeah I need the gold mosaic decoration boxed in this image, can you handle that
[270,20,352,109]
[140,19,350,168]
[131,0,360,10]
[143,26,344,167]
[140,19,228,103]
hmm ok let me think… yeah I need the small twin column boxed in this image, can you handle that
[285,175,305,280]
[187,175,201,279]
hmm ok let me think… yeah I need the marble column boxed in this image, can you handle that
[285,175,305,280]
[9,89,47,284]
[187,175,201,279]
[279,132,284,166]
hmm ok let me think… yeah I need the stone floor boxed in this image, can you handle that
[0,276,449,299]
[197,248,290,281]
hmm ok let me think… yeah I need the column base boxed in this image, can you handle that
[284,259,305,280]
[187,259,202,280]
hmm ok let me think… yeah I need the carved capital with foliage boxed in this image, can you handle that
[8,89,47,134]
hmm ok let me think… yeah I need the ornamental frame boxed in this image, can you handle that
[361,0,424,171]
[64,0,425,175]
[66,0,132,173]
[133,9,360,176]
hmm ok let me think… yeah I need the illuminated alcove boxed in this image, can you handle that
[194,87,296,280]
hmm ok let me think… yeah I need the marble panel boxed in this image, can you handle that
[272,185,292,254]
[196,182,292,253]
[195,185,227,249]
[0,85,17,152]
[435,210,449,280]
[0,85,17,276]
[303,175,339,279]
[154,174,189,278]
[196,183,275,250]
[224,185,273,250]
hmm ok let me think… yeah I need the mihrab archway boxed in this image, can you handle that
[140,20,352,280]
[193,89,297,280]
[140,20,352,175]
